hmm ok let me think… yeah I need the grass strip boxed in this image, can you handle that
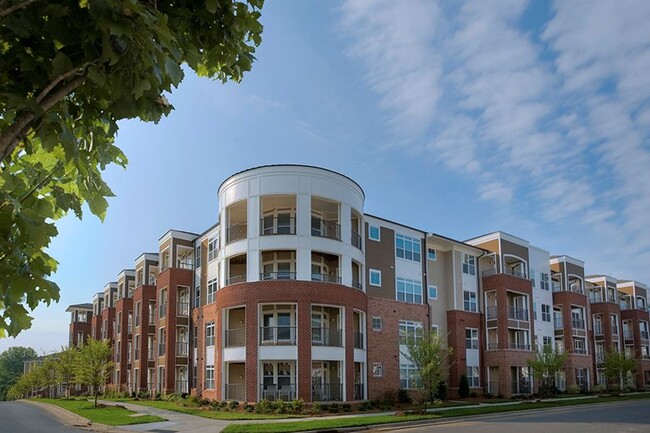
[123,399,306,420]
[37,398,166,426]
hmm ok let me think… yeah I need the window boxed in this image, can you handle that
[396,234,421,262]
[540,273,550,291]
[428,285,438,300]
[195,245,201,269]
[369,269,381,286]
[194,285,200,308]
[400,363,421,389]
[463,291,477,312]
[541,304,551,322]
[530,270,537,289]
[205,365,214,389]
[465,328,479,349]
[431,324,439,334]
[399,320,423,345]
[611,314,619,335]
[205,322,215,347]
[466,366,480,387]
[372,362,383,377]
[369,225,380,241]
[543,336,553,348]
[372,317,383,331]
[397,277,423,304]
[207,237,218,262]
[462,253,476,275]
[207,278,217,304]
[427,248,437,261]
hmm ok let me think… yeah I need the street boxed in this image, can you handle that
[373,400,650,433]
[0,401,82,433]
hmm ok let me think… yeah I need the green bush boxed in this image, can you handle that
[274,400,287,414]
[311,402,322,413]
[459,375,470,398]
[567,384,581,394]
[255,399,274,414]
[436,381,448,400]
[243,403,255,412]
[290,398,304,414]
[327,402,340,413]
[228,400,240,410]
[397,389,412,404]
[592,384,607,394]
[342,403,352,412]
[358,401,371,411]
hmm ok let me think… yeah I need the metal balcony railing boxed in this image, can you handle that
[486,306,498,320]
[226,274,247,286]
[312,383,343,402]
[225,328,246,347]
[508,342,531,351]
[311,327,343,347]
[225,383,246,401]
[552,282,562,292]
[176,260,193,270]
[260,271,297,281]
[351,229,362,250]
[260,383,296,401]
[571,319,585,330]
[260,326,297,345]
[176,342,189,356]
[354,332,364,349]
[311,273,342,284]
[351,280,362,290]
[504,268,527,279]
[227,222,247,243]
[487,342,499,350]
[573,347,587,355]
[176,302,189,317]
[260,217,296,236]
[507,307,529,321]
[620,302,632,310]
[311,218,341,241]
[511,382,531,395]
[589,293,603,303]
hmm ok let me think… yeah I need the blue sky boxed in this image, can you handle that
[3,0,650,354]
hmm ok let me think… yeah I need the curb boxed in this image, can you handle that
[21,400,124,433]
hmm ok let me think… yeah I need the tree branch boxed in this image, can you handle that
[35,62,95,104]
[0,73,87,164]
[0,0,37,18]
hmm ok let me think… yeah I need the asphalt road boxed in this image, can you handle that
[0,401,82,433]
[375,400,650,433]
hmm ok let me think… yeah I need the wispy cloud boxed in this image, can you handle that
[340,0,650,280]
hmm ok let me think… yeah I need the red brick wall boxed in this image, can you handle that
[115,297,133,386]
[446,310,481,395]
[69,322,91,347]
[132,285,156,392]
[366,296,428,400]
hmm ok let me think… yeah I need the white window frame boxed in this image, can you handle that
[541,304,551,322]
[466,366,480,387]
[369,269,382,287]
[400,362,421,389]
[207,237,218,262]
[540,272,550,291]
[462,253,476,276]
[427,248,437,261]
[395,233,422,263]
[372,362,383,377]
[399,320,423,345]
[463,291,477,312]
[372,316,383,331]
[368,225,381,241]
[207,278,217,304]
[205,365,215,389]
[465,328,479,349]
[428,285,438,300]
[396,277,423,304]
[205,322,215,347]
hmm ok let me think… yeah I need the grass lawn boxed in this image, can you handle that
[122,399,307,420]
[37,398,166,426]
[222,414,440,433]
[222,393,650,433]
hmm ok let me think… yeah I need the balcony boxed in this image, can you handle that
[260,326,297,345]
[176,260,193,270]
[507,307,529,321]
[351,280,362,290]
[620,302,632,310]
[176,342,189,356]
[552,282,562,292]
[260,383,296,401]
[487,342,499,350]
[226,275,247,286]
[311,218,341,241]
[158,343,165,357]
[351,229,362,251]
[311,273,341,284]
[589,293,603,303]
[227,222,247,243]
[175,380,188,393]
[225,328,246,347]
[595,353,605,363]
[594,324,604,335]
[260,271,297,281]
[260,216,296,236]
[508,342,531,351]
[312,383,343,402]
[571,319,585,330]
[354,332,364,350]
[311,327,343,347]
[624,330,634,340]
[573,347,587,355]
[554,318,563,329]
[225,383,246,401]
[177,302,189,317]
[486,306,498,320]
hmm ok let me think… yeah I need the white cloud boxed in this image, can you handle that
[340,0,650,281]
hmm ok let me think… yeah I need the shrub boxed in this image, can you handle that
[469,391,478,398]
[290,398,304,414]
[243,403,255,412]
[274,400,287,414]
[382,390,398,406]
[624,384,637,393]
[592,384,607,394]
[397,388,412,405]
[459,375,470,398]
[327,402,339,413]
[342,403,352,412]
[255,399,274,414]
[436,381,448,401]
[228,400,240,410]
[311,402,322,414]
[567,384,581,394]
[358,401,371,411]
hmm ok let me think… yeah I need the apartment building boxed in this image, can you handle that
[616,281,650,388]
[66,303,93,348]
[66,164,650,400]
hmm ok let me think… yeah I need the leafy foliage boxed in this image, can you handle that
[527,344,568,397]
[603,349,637,390]
[0,345,38,399]
[401,330,452,410]
[76,338,113,407]
[458,374,470,398]
[0,0,264,336]
[55,345,78,398]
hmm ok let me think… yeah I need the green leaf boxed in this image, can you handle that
[206,0,218,14]
[51,52,74,79]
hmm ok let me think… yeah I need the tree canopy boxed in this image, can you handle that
[603,349,637,390]
[0,345,38,400]
[527,344,568,397]
[76,338,112,407]
[0,0,264,337]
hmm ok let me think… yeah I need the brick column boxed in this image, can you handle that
[297,300,312,401]
[245,304,258,402]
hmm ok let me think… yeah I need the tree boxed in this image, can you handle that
[458,374,470,398]
[603,349,637,391]
[401,330,452,411]
[0,0,264,337]
[55,346,78,399]
[76,339,112,407]
[527,344,568,397]
[0,346,37,400]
